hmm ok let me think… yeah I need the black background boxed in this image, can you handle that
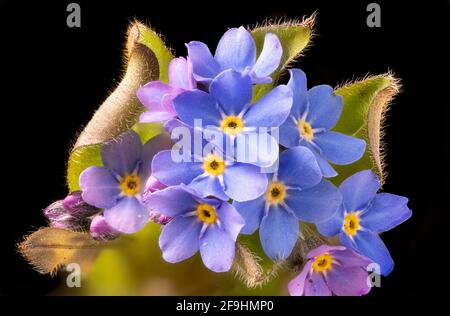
[0,0,448,297]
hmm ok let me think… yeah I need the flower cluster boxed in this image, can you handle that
[64,26,411,295]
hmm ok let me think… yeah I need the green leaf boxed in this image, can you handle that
[332,74,401,184]
[136,21,174,83]
[66,22,171,191]
[251,15,315,102]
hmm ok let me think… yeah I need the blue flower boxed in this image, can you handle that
[316,170,412,275]
[79,130,172,233]
[233,146,342,260]
[187,26,282,84]
[279,69,366,178]
[173,69,293,167]
[151,121,268,202]
[145,185,245,272]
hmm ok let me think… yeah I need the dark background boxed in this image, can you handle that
[0,0,448,297]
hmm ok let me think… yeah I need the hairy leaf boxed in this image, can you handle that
[67,22,172,191]
[19,228,108,275]
[332,73,401,185]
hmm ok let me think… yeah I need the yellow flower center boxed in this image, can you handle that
[298,119,314,141]
[221,116,244,136]
[312,253,334,273]
[265,181,287,204]
[120,174,141,196]
[343,213,361,236]
[196,203,217,224]
[203,154,226,176]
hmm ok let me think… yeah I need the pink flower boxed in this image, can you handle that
[137,57,196,123]
[288,245,373,296]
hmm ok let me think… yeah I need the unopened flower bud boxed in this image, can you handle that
[43,191,100,230]
[90,214,120,241]
[62,191,99,217]
[142,176,167,202]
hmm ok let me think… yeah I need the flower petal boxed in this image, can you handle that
[326,266,371,296]
[287,69,308,118]
[361,193,412,233]
[144,185,198,217]
[306,85,343,130]
[278,146,322,189]
[288,261,312,296]
[305,273,332,296]
[188,174,229,201]
[216,202,245,241]
[279,115,301,148]
[104,197,149,234]
[342,230,394,276]
[136,81,174,111]
[313,131,366,165]
[214,26,256,72]
[151,150,203,186]
[210,69,252,115]
[235,132,279,167]
[173,89,222,127]
[285,180,342,223]
[222,163,268,202]
[233,196,265,234]
[316,204,345,237]
[307,245,346,259]
[340,170,380,212]
[79,166,120,209]
[139,111,176,123]
[244,85,293,127]
[200,225,236,272]
[101,130,142,177]
[139,133,173,183]
[307,144,338,178]
[259,205,299,260]
[187,41,221,82]
[168,57,196,90]
[332,247,373,268]
[159,215,202,263]
[252,32,282,78]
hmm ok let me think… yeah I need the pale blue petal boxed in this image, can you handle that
[200,225,236,272]
[361,193,412,233]
[173,90,222,127]
[252,33,282,78]
[260,205,299,260]
[287,69,308,118]
[244,85,293,127]
[79,166,120,209]
[340,170,380,212]
[306,85,343,130]
[222,163,268,202]
[214,26,256,71]
[144,185,198,217]
[101,130,142,177]
[151,150,203,186]
[285,180,342,223]
[279,115,301,148]
[278,146,322,189]
[209,69,252,115]
[187,41,221,82]
[233,195,265,234]
[104,197,149,234]
[316,204,345,237]
[313,131,366,165]
[159,215,202,263]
